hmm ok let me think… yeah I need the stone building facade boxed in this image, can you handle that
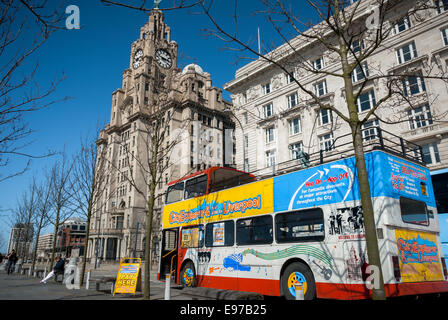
[224,0,448,192]
[87,9,234,264]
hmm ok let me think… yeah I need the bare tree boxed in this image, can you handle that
[19,178,38,262]
[0,0,69,182]
[71,131,108,286]
[48,151,75,268]
[9,181,37,261]
[30,172,54,273]
[112,77,193,299]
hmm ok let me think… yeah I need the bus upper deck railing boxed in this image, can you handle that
[250,126,424,179]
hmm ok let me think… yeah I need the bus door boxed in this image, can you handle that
[160,228,179,281]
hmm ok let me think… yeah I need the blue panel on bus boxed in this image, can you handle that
[370,151,435,207]
[273,151,435,212]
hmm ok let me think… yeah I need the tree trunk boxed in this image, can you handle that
[31,214,45,273]
[143,181,156,300]
[49,208,60,269]
[351,125,386,300]
[80,205,92,286]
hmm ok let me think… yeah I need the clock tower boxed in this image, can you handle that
[90,8,235,265]
[130,8,177,72]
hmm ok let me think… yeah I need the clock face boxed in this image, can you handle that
[133,49,143,69]
[155,49,173,69]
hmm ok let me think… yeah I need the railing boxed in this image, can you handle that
[251,127,425,178]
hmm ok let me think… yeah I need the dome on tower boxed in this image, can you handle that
[182,63,205,75]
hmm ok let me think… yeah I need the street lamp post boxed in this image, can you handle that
[223,108,247,172]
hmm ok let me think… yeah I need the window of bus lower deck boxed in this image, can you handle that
[236,216,273,245]
[399,197,429,226]
[205,220,234,247]
[275,208,325,243]
[181,225,204,248]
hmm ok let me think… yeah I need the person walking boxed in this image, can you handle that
[5,250,18,275]
[40,256,65,284]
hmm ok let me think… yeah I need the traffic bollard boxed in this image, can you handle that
[86,270,91,290]
[165,274,171,300]
[295,282,304,300]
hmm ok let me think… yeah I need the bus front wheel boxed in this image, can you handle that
[281,262,316,300]
[180,261,197,288]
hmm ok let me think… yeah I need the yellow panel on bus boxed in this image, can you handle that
[395,229,444,282]
[162,179,274,229]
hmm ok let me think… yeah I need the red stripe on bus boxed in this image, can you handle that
[316,281,448,300]
[196,275,280,296]
[188,275,448,300]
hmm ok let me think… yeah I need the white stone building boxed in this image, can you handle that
[224,0,448,193]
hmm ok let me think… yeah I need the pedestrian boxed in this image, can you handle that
[5,249,17,275]
[40,256,65,284]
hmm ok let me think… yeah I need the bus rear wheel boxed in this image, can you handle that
[180,261,197,288]
[281,262,316,300]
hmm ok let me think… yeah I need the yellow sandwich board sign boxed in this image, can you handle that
[113,258,142,296]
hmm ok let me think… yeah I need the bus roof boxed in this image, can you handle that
[168,166,256,186]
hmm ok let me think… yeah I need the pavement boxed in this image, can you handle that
[0,262,263,300]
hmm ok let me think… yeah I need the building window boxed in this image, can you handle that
[314,79,328,97]
[319,133,334,152]
[286,71,295,84]
[362,119,379,141]
[287,92,299,109]
[396,41,417,64]
[402,73,426,96]
[351,62,369,83]
[393,16,411,34]
[263,82,271,95]
[422,143,441,165]
[242,112,248,124]
[351,39,365,54]
[408,104,433,130]
[265,127,275,144]
[356,90,376,113]
[266,150,276,167]
[313,57,324,70]
[436,0,448,14]
[289,142,303,160]
[319,109,333,125]
[289,117,301,135]
[263,103,273,118]
[442,27,448,46]
[244,134,249,149]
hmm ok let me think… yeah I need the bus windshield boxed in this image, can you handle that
[166,182,184,204]
[184,175,208,199]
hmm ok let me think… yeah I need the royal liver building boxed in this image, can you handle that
[87,9,234,265]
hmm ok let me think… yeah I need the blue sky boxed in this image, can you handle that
[0,0,306,251]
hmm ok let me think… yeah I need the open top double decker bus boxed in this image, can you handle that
[158,128,448,300]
